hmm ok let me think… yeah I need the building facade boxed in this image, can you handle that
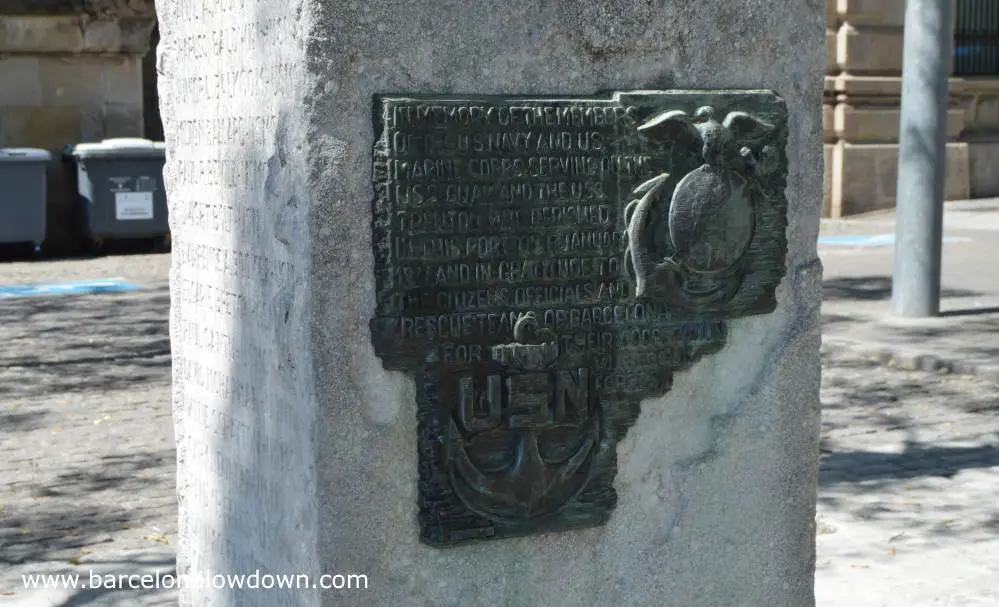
[826,0,999,217]
[0,0,156,251]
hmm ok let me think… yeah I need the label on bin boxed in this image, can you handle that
[114,192,154,221]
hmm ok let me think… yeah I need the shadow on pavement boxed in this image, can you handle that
[54,559,178,607]
[939,306,999,318]
[820,355,999,434]
[1,285,176,577]
[8,555,177,607]
[35,451,173,498]
[0,286,171,400]
[821,442,999,485]
[823,275,982,302]
[0,409,51,432]
[2,506,135,566]
[818,349,999,545]
[0,449,175,566]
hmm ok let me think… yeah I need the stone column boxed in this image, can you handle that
[159,1,824,605]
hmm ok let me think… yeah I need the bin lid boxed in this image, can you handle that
[0,148,52,163]
[70,138,166,159]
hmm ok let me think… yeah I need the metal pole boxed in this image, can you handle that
[891,0,953,317]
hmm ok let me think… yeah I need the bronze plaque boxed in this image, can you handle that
[369,91,788,547]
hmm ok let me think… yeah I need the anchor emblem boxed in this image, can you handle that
[445,313,601,522]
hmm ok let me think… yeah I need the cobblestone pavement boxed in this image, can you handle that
[816,348,999,606]
[0,254,176,606]
[0,253,997,605]
[821,200,999,381]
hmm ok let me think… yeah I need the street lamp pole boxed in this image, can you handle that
[891,0,954,318]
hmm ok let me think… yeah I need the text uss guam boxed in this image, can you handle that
[393,204,613,235]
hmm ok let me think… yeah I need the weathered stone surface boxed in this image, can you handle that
[822,103,834,141]
[965,88,999,134]
[830,142,971,217]
[833,104,966,142]
[159,1,824,605]
[834,0,907,27]
[835,25,905,74]
[829,75,969,98]
[826,29,838,74]
[969,141,999,198]
[823,142,834,217]
[0,57,42,106]
[39,57,106,106]
[0,0,155,18]
[0,105,83,150]
[0,15,154,54]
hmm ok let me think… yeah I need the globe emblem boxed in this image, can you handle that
[668,163,755,275]
[622,105,775,298]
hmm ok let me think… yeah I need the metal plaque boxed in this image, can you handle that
[369,90,788,547]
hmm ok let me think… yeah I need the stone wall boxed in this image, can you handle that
[0,2,156,251]
[824,0,999,217]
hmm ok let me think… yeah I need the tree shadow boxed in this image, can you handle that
[55,558,178,607]
[819,349,999,546]
[35,451,173,498]
[823,275,982,302]
[0,449,176,565]
[1,282,177,589]
[939,306,999,318]
[822,299,999,365]
[818,351,997,435]
[0,286,171,401]
[1,507,136,565]
[0,410,50,431]
[821,442,999,485]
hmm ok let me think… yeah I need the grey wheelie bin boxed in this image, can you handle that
[65,138,168,242]
[0,148,52,249]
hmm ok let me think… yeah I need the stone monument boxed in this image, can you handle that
[161,1,824,605]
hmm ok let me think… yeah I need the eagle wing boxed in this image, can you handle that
[637,110,702,149]
[722,112,774,147]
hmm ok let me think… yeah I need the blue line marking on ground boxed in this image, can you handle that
[0,278,141,299]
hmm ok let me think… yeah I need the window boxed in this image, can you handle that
[954,0,999,76]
